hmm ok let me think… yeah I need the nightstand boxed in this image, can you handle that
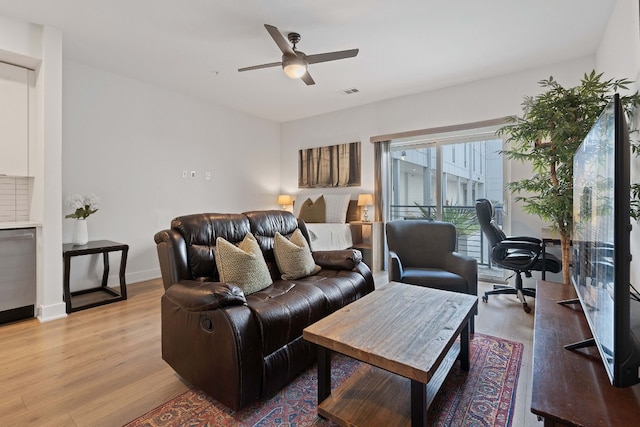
[350,221,383,272]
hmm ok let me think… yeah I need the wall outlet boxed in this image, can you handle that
[190,170,196,178]
[205,172,211,180]
[182,170,187,178]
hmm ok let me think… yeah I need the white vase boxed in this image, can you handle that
[73,219,89,245]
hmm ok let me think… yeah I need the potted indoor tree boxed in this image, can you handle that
[498,71,640,286]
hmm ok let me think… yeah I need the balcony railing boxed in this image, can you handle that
[389,204,504,268]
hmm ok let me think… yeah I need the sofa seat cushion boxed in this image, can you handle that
[401,268,468,294]
[246,281,327,355]
[295,269,369,313]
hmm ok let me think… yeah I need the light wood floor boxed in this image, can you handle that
[0,273,542,426]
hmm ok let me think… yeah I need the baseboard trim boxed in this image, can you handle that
[38,302,67,322]
[125,267,160,284]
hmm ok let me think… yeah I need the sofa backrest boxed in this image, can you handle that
[243,210,302,281]
[171,213,251,281]
[170,210,306,282]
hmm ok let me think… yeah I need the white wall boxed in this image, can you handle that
[36,26,65,321]
[595,0,640,287]
[281,57,594,237]
[62,61,281,287]
[0,12,282,318]
[0,15,42,68]
[280,57,598,284]
[2,1,636,317]
[281,0,640,287]
[0,14,66,322]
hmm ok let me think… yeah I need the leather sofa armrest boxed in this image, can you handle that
[313,249,362,270]
[164,280,247,311]
[388,250,403,281]
[154,229,191,290]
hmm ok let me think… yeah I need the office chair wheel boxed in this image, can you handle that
[523,303,531,313]
[482,294,488,303]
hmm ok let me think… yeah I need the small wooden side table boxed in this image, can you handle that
[62,240,129,313]
[350,221,383,272]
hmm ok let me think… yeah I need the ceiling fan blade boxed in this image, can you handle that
[238,61,282,72]
[301,71,315,86]
[306,49,359,65]
[264,24,296,56]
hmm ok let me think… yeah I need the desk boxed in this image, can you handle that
[62,240,128,313]
[531,281,640,426]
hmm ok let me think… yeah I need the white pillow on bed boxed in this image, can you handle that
[323,194,351,223]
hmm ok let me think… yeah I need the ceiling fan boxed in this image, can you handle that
[238,24,359,85]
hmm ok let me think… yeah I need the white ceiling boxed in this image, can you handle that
[0,0,617,123]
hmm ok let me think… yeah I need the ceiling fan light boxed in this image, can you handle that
[283,59,307,79]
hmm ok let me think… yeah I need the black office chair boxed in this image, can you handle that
[475,199,562,313]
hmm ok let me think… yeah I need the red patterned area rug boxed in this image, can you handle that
[124,333,522,427]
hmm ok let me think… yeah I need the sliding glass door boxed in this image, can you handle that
[389,128,505,279]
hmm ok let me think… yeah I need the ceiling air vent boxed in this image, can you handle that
[339,88,360,95]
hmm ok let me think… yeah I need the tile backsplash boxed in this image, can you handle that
[0,176,31,221]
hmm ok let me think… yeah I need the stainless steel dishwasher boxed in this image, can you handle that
[0,228,36,324]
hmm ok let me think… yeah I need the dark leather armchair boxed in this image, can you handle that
[386,219,478,332]
[475,198,562,313]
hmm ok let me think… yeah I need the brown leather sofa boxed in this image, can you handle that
[154,210,374,410]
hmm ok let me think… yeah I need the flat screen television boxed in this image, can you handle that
[571,93,640,387]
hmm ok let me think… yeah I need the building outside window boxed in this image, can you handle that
[389,128,504,279]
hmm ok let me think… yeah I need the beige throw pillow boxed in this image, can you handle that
[298,196,326,223]
[215,232,272,295]
[273,229,322,280]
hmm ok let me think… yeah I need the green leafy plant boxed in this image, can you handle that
[414,203,480,236]
[497,71,640,285]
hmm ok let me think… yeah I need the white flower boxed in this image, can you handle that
[66,194,85,210]
[65,193,101,219]
[85,193,101,210]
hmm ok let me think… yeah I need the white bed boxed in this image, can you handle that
[305,223,353,251]
[294,193,360,251]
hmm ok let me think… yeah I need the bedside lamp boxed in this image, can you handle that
[277,194,293,210]
[357,193,374,222]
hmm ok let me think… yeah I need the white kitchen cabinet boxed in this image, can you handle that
[0,62,29,177]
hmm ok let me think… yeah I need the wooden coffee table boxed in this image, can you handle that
[303,282,477,427]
